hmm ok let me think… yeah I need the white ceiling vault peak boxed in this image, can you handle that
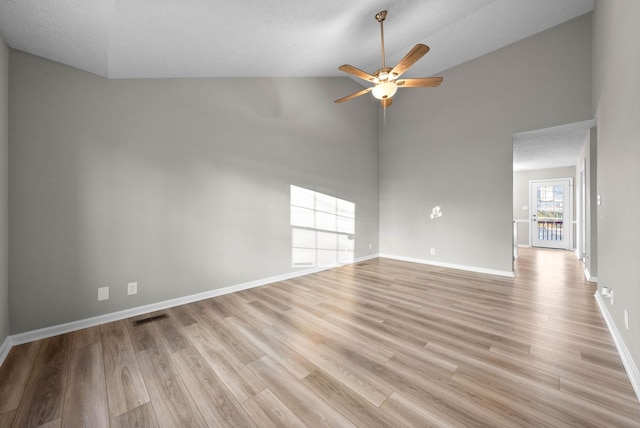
[0,0,595,79]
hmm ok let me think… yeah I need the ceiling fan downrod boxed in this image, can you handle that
[376,10,388,70]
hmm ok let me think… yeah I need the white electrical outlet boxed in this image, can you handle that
[98,287,109,301]
[430,248,436,255]
[128,282,138,295]
[625,310,629,330]
[369,243,372,250]
[601,287,615,305]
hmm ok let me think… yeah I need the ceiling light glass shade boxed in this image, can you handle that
[372,81,398,99]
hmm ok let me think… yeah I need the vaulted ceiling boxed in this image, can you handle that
[0,0,594,79]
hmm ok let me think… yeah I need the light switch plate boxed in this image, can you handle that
[128,282,138,295]
[625,310,629,330]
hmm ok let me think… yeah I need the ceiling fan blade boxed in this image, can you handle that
[338,64,377,82]
[381,98,393,108]
[335,87,373,103]
[390,44,430,78]
[396,77,443,88]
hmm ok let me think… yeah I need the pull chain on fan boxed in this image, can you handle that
[335,10,443,108]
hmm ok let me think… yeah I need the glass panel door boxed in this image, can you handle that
[530,179,572,249]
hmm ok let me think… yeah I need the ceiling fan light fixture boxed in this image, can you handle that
[372,81,398,99]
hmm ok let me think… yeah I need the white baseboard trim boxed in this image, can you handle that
[595,292,640,403]
[2,254,379,360]
[0,335,11,368]
[379,253,515,278]
[584,269,598,283]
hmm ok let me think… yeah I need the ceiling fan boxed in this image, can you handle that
[335,10,443,108]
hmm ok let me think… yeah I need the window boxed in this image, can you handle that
[290,185,355,267]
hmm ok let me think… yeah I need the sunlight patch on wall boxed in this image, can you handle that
[430,205,443,219]
[290,185,355,268]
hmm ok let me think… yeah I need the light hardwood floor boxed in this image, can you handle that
[1,248,639,427]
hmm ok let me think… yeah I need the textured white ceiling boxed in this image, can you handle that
[513,120,596,172]
[0,0,594,79]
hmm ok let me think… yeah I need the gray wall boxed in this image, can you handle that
[513,166,576,247]
[593,0,640,368]
[379,14,593,273]
[0,33,8,344]
[9,51,379,333]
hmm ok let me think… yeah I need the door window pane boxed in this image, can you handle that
[536,185,564,241]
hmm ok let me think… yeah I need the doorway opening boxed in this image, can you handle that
[512,120,596,274]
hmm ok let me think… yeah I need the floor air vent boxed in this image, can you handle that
[133,313,169,326]
[356,263,370,267]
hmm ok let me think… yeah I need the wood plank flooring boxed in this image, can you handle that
[1,247,639,427]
